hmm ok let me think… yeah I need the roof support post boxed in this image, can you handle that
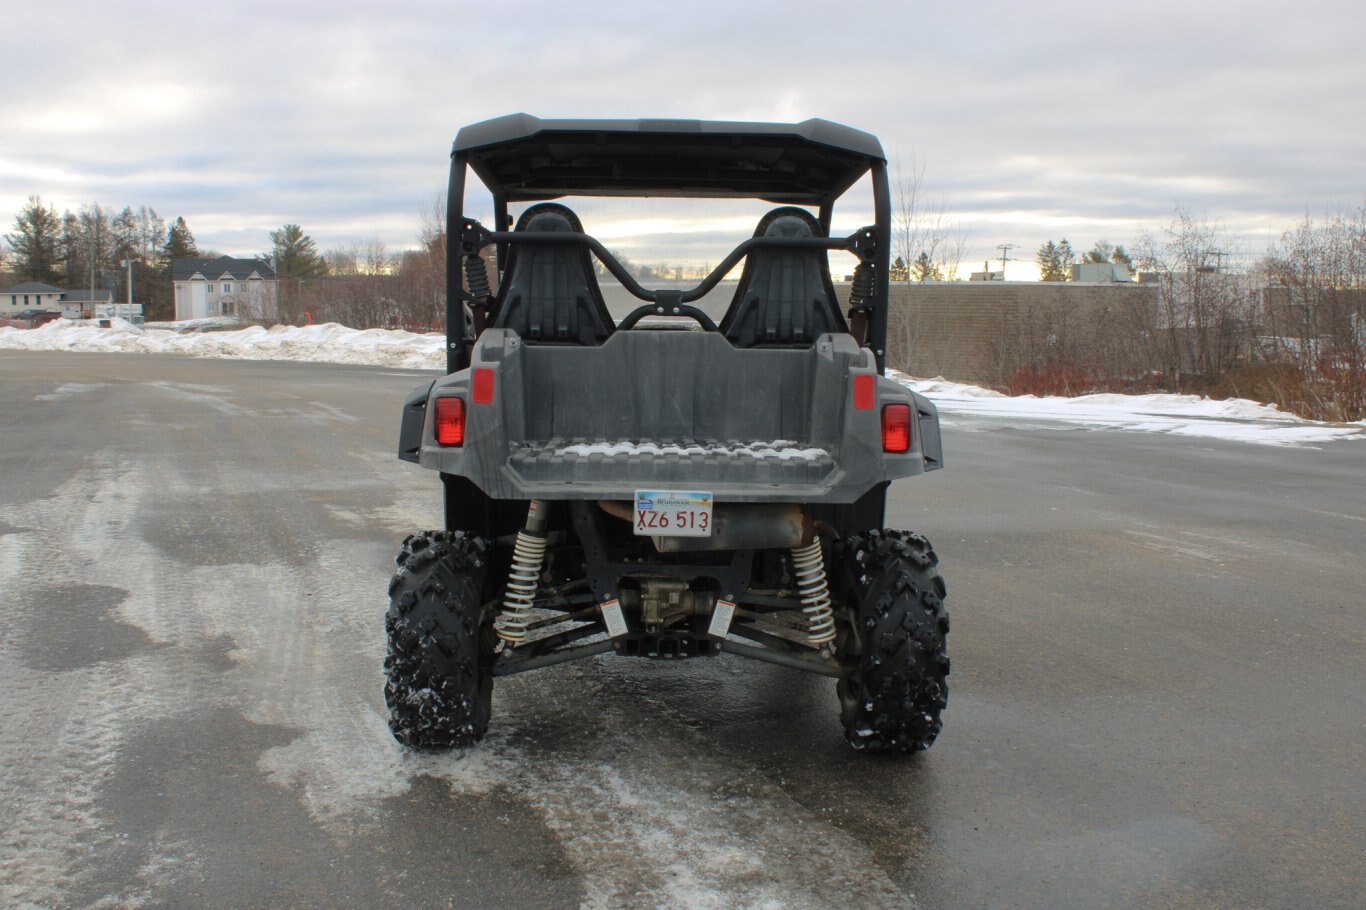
[445,154,468,374]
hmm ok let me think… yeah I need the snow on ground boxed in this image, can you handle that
[3,319,1363,447]
[557,440,828,460]
[891,371,1366,447]
[0,317,444,370]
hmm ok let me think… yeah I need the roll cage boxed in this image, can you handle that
[443,114,894,374]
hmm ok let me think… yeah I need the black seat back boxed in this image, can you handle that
[720,207,847,347]
[492,203,615,345]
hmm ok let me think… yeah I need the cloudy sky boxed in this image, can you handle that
[2,0,1363,279]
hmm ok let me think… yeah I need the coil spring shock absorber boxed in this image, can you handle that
[846,260,876,346]
[848,261,875,309]
[791,539,836,646]
[464,253,491,299]
[464,253,493,335]
[497,500,550,644]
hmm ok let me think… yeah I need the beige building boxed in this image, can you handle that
[1,282,114,319]
[1,281,64,316]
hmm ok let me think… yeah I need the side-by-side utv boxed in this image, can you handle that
[387,114,948,753]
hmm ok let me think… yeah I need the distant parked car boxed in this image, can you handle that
[14,309,62,327]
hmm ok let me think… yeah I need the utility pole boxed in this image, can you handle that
[121,259,134,319]
[88,236,96,320]
[1197,250,1228,275]
[996,243,1016,277]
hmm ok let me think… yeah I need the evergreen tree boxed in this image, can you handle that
[1084,240,1134,274]
[1036,240,1065,281]
[5,195,64,284]
[911,251,943,282]
[269,224,329,280]
[1057,238,1076,280]
[1110,244,1134,272]
[889,255,909,281]
[163,216,199,262]
[1037,239,1077,280]
[111,207,141,263]
[1084,240,1115,264]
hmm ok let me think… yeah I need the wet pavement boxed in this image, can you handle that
[1,351,1362,909]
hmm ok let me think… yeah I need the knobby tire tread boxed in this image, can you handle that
[837,529,950,753]
[384,530,496,748]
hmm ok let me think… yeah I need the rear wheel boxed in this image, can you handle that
[836,530,949,753]
[384,531,497,748]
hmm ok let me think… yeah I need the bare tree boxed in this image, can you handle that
[892,157,966,281]
[1134,208,1252,382]
[302,237,402,327]
[889,157,969,374]
[1262,206,1366,419]
[383,191,450,331]
[326,237,391,277]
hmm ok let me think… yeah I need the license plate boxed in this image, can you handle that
[634,489,713,537]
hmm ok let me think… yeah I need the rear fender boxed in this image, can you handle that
[397,380,436,463]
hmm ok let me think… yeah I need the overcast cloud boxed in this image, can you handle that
[2,0,1363,278]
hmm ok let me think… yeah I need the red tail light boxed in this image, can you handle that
[882,404,912,453]
[434,397,466,446]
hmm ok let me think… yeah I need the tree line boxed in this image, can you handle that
[1,195,446,326]
[1033,239,1134,281]
[3,197,191,319]
[983,207,1364,421]
[881,162,1362,420]
[5,190,1362,420]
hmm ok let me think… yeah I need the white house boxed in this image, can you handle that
[172,256,278,322]
[1,282,118,319]
[1,281,64,316]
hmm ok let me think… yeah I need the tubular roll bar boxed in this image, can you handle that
[467,225,868,305]
[446,149,893,375]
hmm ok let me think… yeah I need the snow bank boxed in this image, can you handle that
[3,320,1362,447]
[889,370,1366,447]
[0,318,446,370]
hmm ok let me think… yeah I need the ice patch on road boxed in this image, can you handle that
[250,657,914,909]
[34,381,110,401]
[0,465,181,909]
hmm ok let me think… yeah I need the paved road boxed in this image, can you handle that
[1,351,1362,910]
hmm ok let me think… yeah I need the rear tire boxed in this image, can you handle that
[836,530,949,753]
[384,531,497,748]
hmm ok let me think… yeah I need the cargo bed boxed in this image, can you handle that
[413,327,940,503]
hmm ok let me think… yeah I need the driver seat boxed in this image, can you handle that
[720,207,847,347]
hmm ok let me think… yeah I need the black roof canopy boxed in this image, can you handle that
[453,114,886,206]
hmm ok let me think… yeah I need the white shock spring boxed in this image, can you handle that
[498,502,549,644]
[791,539,836,646]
